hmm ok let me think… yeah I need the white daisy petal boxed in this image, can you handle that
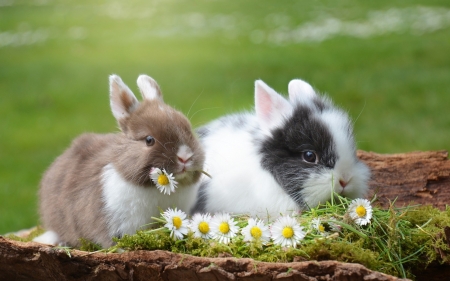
[348,198,373,226]
[270,215,306,248]
[150,168,178,195]
[311,218,330,236]
[189,213,213,240]
[162,208,189,240]
[210,213,238,244]
[241,218,270,244]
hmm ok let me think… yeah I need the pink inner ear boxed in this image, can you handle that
[255,80,293,134]
[257,88,274,121]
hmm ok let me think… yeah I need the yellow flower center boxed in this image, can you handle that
[282,226,294,238]
[158,174,169,186]
[172,216,182,229]
[250,226,262,238]
[219,222,230,234]
[318,224,325,232]
[356,205,366,217]
[198,221,210,234]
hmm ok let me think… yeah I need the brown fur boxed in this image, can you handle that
[38,75,204,247]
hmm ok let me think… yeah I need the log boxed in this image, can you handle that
[1,150,449,281]
[0,237,407,281]
[358,150,450,210]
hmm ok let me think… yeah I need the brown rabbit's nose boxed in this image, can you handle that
[177,144,194,166]
[177,156,191,164]
[339,179,348,188]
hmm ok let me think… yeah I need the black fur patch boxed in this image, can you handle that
[259,104,337,208]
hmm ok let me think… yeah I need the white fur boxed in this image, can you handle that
[177,144,194,162]
[199,115,299,218]
[32,230,60,246]
[321,109,354,163]
[288,79,316,104]
[322,109,369,194]
[300,171,336,208]
[101,164,198,237]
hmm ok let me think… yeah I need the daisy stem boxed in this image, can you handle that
[330,173,335,206]
[201,170,212,178]
[144,227,167,234]
[107,245,119,254]
[328,220,367,238]
[151,216,167,224]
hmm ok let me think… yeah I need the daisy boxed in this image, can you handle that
[241,218,270,244]
[347,198,373,226]
[162,208,189,240]
[150,168,178,195]
[311,218,330,236]
[189,213,213,240]
[270,215,306,248]
[210,212,238,244]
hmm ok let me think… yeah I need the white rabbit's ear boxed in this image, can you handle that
[109,74,139,121]
[137,74,162,101]
[255,80,293,136]
[288,79,316,104]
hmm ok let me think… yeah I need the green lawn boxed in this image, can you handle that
[1,0,449,234]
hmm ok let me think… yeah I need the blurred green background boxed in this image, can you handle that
[1,0,449,234]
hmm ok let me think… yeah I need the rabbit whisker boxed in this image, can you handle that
[187,90,204,119]
[189,107,222,120]
[353,99,366,126]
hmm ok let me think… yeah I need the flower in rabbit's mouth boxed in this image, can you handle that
[162,208,188,240]
[270,215,306,247]
[348,198,373,226]
[150,168,178,195]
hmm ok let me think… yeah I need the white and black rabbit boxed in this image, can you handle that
[192,79,370,217]
[33,74,205,248]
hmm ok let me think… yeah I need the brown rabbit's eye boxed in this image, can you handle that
[145,136,155,146]
[302,151,318,163]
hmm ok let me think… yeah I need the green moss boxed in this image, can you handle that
[5,226,44,242]
[78,238,102,252]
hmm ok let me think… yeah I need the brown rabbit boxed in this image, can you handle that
[33,74,205,248]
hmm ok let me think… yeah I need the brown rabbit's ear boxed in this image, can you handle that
[109,74,139,122]
[137,74,163,101]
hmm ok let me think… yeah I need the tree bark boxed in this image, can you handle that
[358,150,450,210]
[0,237,407,281]
[1,150,449,281]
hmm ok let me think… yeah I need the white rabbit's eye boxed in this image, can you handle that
[302,151,318,163]
[145,136,155,146]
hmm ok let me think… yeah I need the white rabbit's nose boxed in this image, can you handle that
[339,179,348,188]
